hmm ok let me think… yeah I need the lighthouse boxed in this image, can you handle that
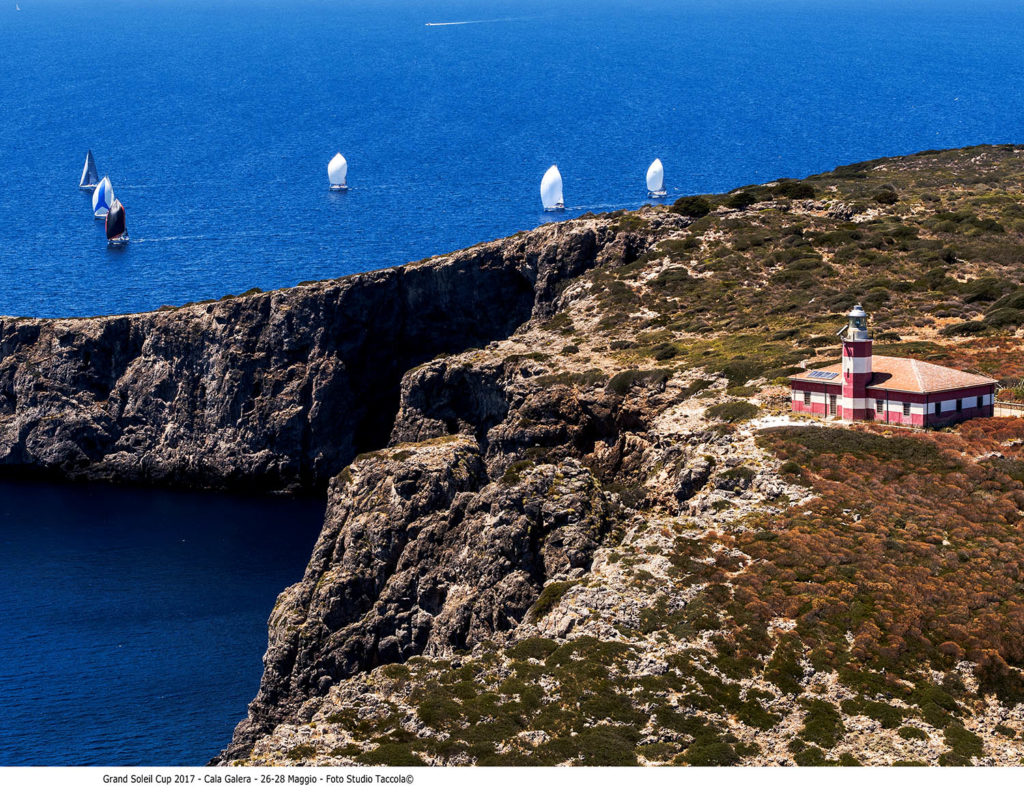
[841,304,872,420]
[790,304,996,427]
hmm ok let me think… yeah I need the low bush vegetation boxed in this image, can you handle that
[706,400,759,423]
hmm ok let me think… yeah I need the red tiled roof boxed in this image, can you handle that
[791,355,997,394]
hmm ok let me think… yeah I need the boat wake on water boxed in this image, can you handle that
[425,18,524,26]
[129,235,211,243]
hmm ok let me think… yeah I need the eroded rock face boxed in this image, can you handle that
[224,435,612,758]
[0,219,648,493]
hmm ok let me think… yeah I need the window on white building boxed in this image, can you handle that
[875,398,884,413]
[902,402,910,417]
[956,398,962,412]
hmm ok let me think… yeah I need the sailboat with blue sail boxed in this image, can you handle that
[92,176,113,218]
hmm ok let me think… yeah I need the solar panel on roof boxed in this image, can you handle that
[809,371,838,380]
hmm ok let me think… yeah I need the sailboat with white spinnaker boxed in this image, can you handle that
[540,165,564,211]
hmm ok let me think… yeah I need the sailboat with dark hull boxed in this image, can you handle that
[79,150,99,191]
[105,199,128,246]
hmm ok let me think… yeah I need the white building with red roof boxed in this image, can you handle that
[789,305,997,427]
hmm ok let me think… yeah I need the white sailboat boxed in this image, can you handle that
[92,176,114,218]
[540,165,564,211]
[327,153,348,191]
[79,150,99,191]
[646,158,666,198]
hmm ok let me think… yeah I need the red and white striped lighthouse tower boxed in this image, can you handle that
[841,304,872,420]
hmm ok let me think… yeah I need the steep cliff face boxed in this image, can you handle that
[226,435,613,757]
[221,316,673,758]
[0,218,656,493]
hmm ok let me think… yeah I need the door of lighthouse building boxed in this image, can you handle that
[829,394,837,416]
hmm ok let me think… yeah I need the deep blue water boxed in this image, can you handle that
[2,0,1024,318]
[0,480,324,765]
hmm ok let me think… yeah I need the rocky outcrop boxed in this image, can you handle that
[224,435,613,758]
[0,218,654,493]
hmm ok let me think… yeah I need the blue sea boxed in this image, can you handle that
[0,480,324,766]
[2,0,1024,318]
[3,0,1024,768]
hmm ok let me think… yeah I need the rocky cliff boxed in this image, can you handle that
[7,145,1024,766]
[0,217,655,493]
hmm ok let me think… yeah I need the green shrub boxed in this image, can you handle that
[793,745,827,766]
[671,195,712,217]
[357,744,426,766]
[940,320,986,337]
[680,741,740,766]
[775,180,816,200]
[681,378,715,399]
[984,307,1024,328]
[765,637,805,694]
[501,460,536,485]
[652,267,695,294]
[724,191,757,209]
[606,368,672,395]
[898,726,928,741]
[716,466,756,489]
[944,724,983,759]
[799,698,845,748]
[961,277,1008,303]
[535,369,607,389]
[535,725,640,766]
[638,742,680,761]
[873,188,899,205]
[286,744,317,761]
[528,580,579,622]
[706,400,759,423]
[381,663,411,680]
[508,637,559,661]
[841,698,904,728]
[989,289,1024,311]
[718,358,764,387]
[651,341,681,361]
[416,695,462,728]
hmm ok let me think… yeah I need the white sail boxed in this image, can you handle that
[646,158,665,194]
[540,165,563,210]
[327,153,348,188]
[92,176,113,216]
[80,150,99,189]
